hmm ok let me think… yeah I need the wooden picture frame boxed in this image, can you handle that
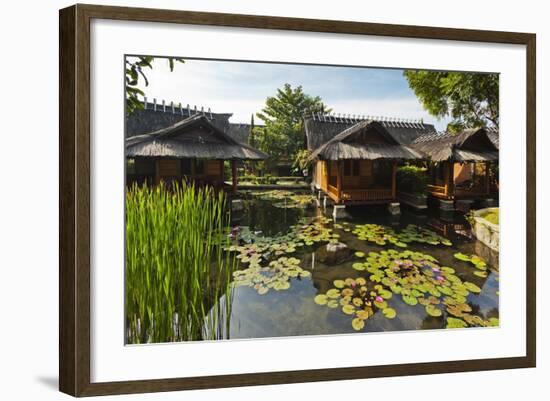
[59,3,536,397]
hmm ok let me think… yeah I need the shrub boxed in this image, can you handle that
[397,165,428,195]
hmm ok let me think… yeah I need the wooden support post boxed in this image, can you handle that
[219,160,225,189]
[231,160,238,193]
[446,162,455,199]
[392,161,397,199]
[485,161,491,194]
[336,161,343,203]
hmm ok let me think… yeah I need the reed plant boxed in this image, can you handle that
[125,182,235,343]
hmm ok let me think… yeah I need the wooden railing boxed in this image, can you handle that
[427,184,446,195]
[326,184,339,201]
[342,188,392,201]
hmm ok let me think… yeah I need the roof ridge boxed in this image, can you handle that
[141,97,233,118]
[304,112,429,129]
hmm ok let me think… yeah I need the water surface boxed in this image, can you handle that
[226,191,499,339]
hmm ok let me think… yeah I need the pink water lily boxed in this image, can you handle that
[375,296,384,303]
[436,275,445,282]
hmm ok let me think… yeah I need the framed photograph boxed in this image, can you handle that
[59,4,536,397]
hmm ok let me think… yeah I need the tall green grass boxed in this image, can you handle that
[125,182,235,343]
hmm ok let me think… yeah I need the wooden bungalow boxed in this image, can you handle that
[411,127,499,201]
[126,114,268,191]
[306,116,429,205]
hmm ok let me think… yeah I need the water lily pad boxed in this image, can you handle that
[418,297,431,306]
[463,314,485,326]
[488,317,500,326]
[258,286,269,295]
[314,294,328,305]
[352,318,365,331]
[446,317,468,328]
[474,271,488,278]
[402,295,418,306]
[333,280,345,289]
[382,307,397,319]
[373,299,388,309]
[342,304,355,315]
[352,263,366,271]
[369,275,382,283]
[344,278,356,286]
[341,288,354,297]
[446,305,464,317]
[327,299,339,308]
[355,251,366,258]
[274,281,290,290]
[326,288,341,299]
[425,304,442,317]
[454,253,471,262]
[464,282,482,293]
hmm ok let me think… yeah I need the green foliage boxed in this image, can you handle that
[480,210,499,225]
[125,183,235,343]
[292,149,313,174]
[403,70,499,131]
[254,84,330,168]
[396,165,428,195]
[125,56,185,115]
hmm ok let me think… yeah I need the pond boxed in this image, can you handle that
[224,189,499,339]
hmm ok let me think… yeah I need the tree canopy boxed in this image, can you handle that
[254,84,330,171]
[403,70,499,132]
[125,56,185,114]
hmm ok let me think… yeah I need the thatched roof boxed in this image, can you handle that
[126,114,268,160]
[308,119,424,161]
[304,114,437,152]
[411,127,499,162]
[225,122,264,144]
[126,100,233,137]
[126,100,261,146]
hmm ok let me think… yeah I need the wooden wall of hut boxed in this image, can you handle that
[126,157,225,188]
[428,161,493,199]
[314,159,396,204]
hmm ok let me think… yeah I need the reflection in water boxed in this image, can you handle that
[225,191,499,339]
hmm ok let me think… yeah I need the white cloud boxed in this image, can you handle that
[133,58,451,130]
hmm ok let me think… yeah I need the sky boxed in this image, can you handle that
[133,57,452,130]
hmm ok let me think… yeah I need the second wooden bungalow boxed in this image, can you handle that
[305,114,431,206]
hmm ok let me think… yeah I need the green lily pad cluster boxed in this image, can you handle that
[453,253,489,278]
[314,277,396,331]
[446,314,499,329]
[232,256,311,295]
[293,217,340,246]
[398,224,452,246]
[226,232,304,267]
[252,190,316,209]
[349,249,493,327]
[352,224,405,247]
[352,224,452,248]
